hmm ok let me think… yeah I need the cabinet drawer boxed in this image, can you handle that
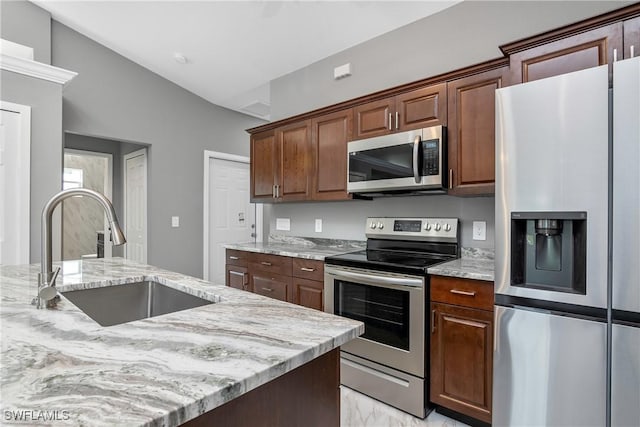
[430,276,494,311]
[226,265,249,291]
[252,272,291,302]
[292,258,324,281]
[226,249,249,267]
[249,253,292,276]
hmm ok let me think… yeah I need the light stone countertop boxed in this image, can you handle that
[0,257,363,426]
[224,235,366,260]
[428,248,495,282]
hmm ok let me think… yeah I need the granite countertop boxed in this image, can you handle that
[428,248,495,282]
[224,235,365,260]
[0,258,363,426]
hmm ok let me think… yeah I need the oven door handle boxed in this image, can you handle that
[412,135,421,184]
[325,266,423,289]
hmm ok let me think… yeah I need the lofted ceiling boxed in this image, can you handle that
[33,1,461,120]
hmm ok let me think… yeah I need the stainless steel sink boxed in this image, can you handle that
[61,281,214,327]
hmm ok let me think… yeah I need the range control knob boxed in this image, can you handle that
[434,223,442,232]
[370,222,377,229]
[444,223,452,232]
[377,222,384,230]
[424,222,432,231]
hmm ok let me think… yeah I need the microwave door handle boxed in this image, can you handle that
[413,135,421,184]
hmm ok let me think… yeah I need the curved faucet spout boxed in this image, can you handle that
[39,188,126,308]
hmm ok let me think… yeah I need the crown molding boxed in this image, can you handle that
[0,54,77,85]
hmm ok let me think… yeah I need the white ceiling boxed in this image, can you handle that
[34,1,460,120]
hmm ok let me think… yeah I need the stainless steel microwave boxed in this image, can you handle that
[347,125,446,195]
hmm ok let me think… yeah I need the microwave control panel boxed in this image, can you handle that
[423,139,440,176]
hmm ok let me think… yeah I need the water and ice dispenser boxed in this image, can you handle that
[510,212,587,294]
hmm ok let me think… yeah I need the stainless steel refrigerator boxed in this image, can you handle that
[494,58,640,426]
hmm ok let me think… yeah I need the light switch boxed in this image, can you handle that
[473,221,486,241]
[315,219,322,233]
[171,216,180,228]
[276,218,290,231]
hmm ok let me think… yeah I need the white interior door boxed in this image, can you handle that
[124,149,147,264]
[204,152,261,282]
[0,102,30,265]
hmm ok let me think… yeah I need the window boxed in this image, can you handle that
[63,167,83,190]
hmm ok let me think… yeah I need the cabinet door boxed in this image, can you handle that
[447,67,506,195]
[250,130,277,201]
[291,278,324,311]
[395,83,447,131]
[278,120,311,201]
[430,302,493,424]
[353,98,394,140]
[508,23,622,85]
[226,265,249,291]
[251,272,291,302]
[624,16,640,59]
[311,109,352,201]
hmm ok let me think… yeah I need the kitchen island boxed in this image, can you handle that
[0,258,363,426]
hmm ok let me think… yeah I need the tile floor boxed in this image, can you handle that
[341,386,470,427]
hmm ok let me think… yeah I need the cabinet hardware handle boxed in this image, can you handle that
[631,45,635,58]
[448,169,453,189]
[229,271,245,277]
[431,309,436,334]
[614,48,618,62]
[388,113,392,130]
[300,267,315,272]
[262,287,273,292]
[229,256,239,260]
[275,184,280,198]
[450,289,476,297]
[272,184,276,198]
[261,261,272,266]
[395,112,399,130]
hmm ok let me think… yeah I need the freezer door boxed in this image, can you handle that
[611,323,640,427]
[495,65,609,308]
[493,306,607,427]
[613,56,640,313]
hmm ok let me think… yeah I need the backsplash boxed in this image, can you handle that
[267,195,495,249]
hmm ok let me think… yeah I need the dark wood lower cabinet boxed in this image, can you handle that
[251,272,291,302]
[430,302,493,424]
[225,265,249,291]
[291,277,324,311]
[182,348,339,427]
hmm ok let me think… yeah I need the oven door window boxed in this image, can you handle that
[335,279,410,351]
[349,143,415,182]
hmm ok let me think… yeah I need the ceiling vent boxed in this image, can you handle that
[241,101,271,118]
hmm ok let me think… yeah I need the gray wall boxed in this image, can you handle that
[1,70,63,262]
[270,1,630,119]
[270,196,495,249]
[51,21,265,277]
[0,0,51,63]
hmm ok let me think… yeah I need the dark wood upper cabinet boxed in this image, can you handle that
[353,98,394,140]
[395,83,447,131]
[506,23,623,85]
[250,130,278,202]
[447,66,507,196]
[352,83,446,140]
[311,109,352,201]
[277,120,312,201]
[624,16,640,59]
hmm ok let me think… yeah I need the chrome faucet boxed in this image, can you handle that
[37,188,126,308]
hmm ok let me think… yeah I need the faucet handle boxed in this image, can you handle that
[38,267,60,301]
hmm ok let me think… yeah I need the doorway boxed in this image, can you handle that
[62,149,113,260]
[124,148,148,264]
[203,151,262,282]
[0,101,30,265]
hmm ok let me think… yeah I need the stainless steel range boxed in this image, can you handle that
[324,217,459,418]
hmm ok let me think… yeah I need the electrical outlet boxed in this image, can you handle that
[171,216,180,228]
[315,219,322,233]
[276,218,290,231]
[473,221,486,241]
